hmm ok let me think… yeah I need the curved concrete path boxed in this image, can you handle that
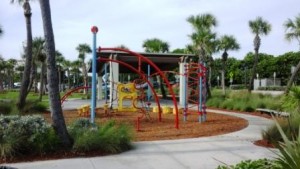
[4,100,276,169]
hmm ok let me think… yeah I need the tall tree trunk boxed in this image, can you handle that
[285,60,300,95]
[39,62,46,101]
[28,61,36,93]
[221,51,228,96]
[82,63,88,94]
[67,70,71,90]
[221,69,225,96]
[248,35,260,93]
[58,66,61,92]
[248,50,258,92]
[206,70,211,98]
[9,70,13,90]
[0,74,3,91]
[157,76,166,99]
[17,6,33,110]
[39,0,73,148]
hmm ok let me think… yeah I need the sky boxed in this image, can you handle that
[0,0,299,62]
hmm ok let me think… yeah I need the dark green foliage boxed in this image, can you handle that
[282,87,300,114]
[230,84,247,90]
[243,106,255,112]
[69,119,133,153]
[216,158,280,169]
[257,86,286,91]
[0,101,13,115]
[70,118,92,128]
[22,100,48,113]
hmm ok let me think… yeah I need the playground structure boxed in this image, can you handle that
[60,26,207,130]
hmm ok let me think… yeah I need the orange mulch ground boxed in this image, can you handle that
[1,109,272,164]
[43,108,249,142]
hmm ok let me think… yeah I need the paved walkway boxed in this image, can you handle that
[4,99,276,169]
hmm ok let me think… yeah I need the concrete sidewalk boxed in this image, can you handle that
[3,100,276,169]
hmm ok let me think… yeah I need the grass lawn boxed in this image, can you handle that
[0,90,88,114]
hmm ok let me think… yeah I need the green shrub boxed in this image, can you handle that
[230,84,246,90]
[281,87,300,115]
[216,158,279,169]
[0,115,54,159]
[32,128,61,153]
[70,118,92,128]
[22,100,48,113]
[257,86,285,91]
[206,97,225,108]
[70,120,133,153]
[207,89,283,113]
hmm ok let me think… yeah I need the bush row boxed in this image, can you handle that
[0,116,133,160]
[257,86,286,91]
[206,90,281,112]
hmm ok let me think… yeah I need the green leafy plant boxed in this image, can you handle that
[22,100,48,113]
[70,120,133,153]
[274,120,300,169]
[216,158,279,169]
[281,87,300,115]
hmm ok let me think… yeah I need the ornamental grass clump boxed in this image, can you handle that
[274,120,300,169]
[69,119,133,153]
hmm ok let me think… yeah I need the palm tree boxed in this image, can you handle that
[248,17,271,92]
[284,14,300,94]
[6,59,17,89]
[143,38,170,99]
[11,0,34,110]
[62,59,72,90]
[28,37,45,93]
[0,56,5,91]
[70,60,81,88]
[187,13,218,98]
[116,45,129,50]
[0,25,3,37]
[143,38,169,53]
[55,51,65,92]
[76,43,92,94]
[218,35,240,95]
[187,14,217,62]
[36,49,46,101]
[38,0,73,148]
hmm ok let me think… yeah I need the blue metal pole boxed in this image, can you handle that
[183,64,187,122]
[199,62,203,123]
[147,64,151,102]
[91,26,98,124]
[104,63,108,103]
[203,62,207,122]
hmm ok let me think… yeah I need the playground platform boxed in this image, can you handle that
[3,99,276,169]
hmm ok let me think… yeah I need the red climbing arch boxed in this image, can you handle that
[61,86,91,104]
[98,47,180,129]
